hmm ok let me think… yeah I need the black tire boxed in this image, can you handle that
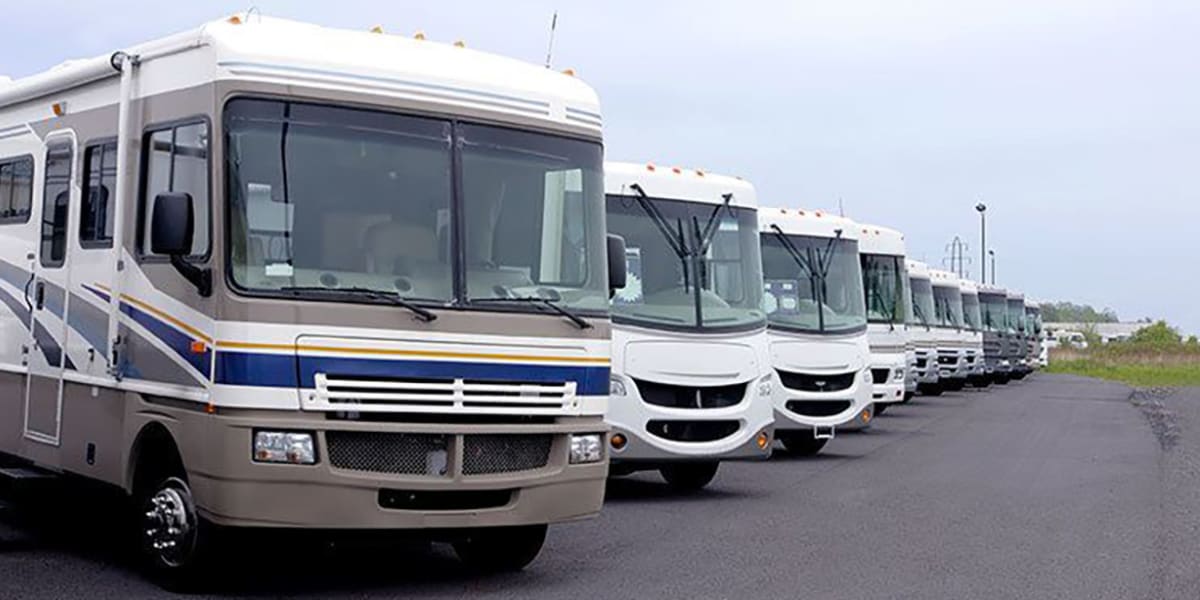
[944,379,966,391]
[919,382,944,396]
[902,391,914,403]
[659,461,720,491]
[453,524,548,572]
[777,432,829,456]
[874,403,889,416]
[970,377,991,388]
[993,373,1010,385]
[137,475,216,592]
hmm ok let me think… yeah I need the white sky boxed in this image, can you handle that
[3,1,1197,331]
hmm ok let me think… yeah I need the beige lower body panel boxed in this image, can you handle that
[183,409,609,530]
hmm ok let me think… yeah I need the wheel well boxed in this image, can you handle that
[128,422,185,495]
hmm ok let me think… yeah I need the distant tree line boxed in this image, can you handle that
[1038,301,1119,323]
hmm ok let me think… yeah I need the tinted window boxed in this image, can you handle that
[81,142,117,246]
[0,156,34,224]
[40,144,72,268]
[141,122,209,257]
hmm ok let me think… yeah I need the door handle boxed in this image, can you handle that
[35,281,45,310]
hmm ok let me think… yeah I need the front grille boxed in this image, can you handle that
[785,400,851,417]
[462,434,553,475]
[646,420,740,442]
[871,368,891,384]
[776,370,856,392]
[916,358,928,368]
[937,355,957,365]
[965,355,977,364]
[326,431,449,476]
[633,379,747,409]
[310,373,575,415]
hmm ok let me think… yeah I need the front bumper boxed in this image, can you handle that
[913,349,940,384]
[605,375,775,464]
[188,410,609,530]
[773,371,874,432]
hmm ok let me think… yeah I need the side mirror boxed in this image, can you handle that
[151,192,211,297]
[606,234,627,298]
[151,192,194,256]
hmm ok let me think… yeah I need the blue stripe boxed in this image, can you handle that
[119,302,212,379]
[215,351,609,395]
[215,351,297,388]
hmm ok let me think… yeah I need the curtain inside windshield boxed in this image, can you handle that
[980,293,1007,331]
[962,294,982,331]
[909,278,935,327]
[761,234,866,333]
[933,284,964,328]
[862,254,906,325]
[606,194,764,329]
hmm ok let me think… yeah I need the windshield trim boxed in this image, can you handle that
[220,94,610,318]
[614,314,767,335]
[767,320,868,337]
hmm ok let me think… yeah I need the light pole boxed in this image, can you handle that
[975,202,987,283]
[988,249,996,285]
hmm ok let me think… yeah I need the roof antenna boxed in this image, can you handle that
[544,11,558,68]
[838,196,845,217]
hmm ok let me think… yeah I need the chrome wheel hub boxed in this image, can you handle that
[143,485,194,566]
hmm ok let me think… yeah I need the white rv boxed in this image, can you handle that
[603,162,773,490]
[0,16,622,584]
[856,223,909,414]
[978,282,1012,383]
[1007,290,1029,379]
[905,260,940,394]
[929,268,968,391]
[759,207,872,455]
[958,277,988,387]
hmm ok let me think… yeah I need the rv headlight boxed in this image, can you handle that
[756,373,774,397]
[892,367,905,382]
[609,376,627,397]
[253,431,316,465]
[862,369,873,383]
[569,434,604,464]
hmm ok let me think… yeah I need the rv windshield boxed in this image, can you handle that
[1007,299,1026,334]
[980,292,1007,332]
[606,194,765,331]
[962,293,982,331]
[862,254,907,325]
[761,233,866,334]
[224,99,608,312]
[909,277,935,328]
[932,284,964,329]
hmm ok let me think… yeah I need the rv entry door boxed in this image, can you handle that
[23,131,77,446]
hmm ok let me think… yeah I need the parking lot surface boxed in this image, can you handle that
[2,374,1195,599]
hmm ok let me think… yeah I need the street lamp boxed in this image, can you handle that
[988,249,996,285]
[975,202,987,283]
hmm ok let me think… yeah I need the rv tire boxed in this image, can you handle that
[777,433,829,456]
[453,524,547,572]
[659,461,720,491]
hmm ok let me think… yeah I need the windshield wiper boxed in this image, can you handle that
[280,286,437,322]
[472,296,592,329]
[912,301,931,330]
[629,184,691,288]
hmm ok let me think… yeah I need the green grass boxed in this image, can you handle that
[1046,358,1200,387]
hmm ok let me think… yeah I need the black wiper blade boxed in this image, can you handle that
[279,286,437,322]
[472,297,592,329]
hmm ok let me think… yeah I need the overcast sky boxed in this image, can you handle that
[3,1,1197,332]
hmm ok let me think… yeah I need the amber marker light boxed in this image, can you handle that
[755,431,770,450]
[610,433,627,450]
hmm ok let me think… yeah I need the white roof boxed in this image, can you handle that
[977,282,1007,297]
[929,268,960,289]
[855,222,906,257]
[0,15,602,134]
[906,259,931,280]
[959,278,979,295]
[604,161,757,208]
[758,206,860,240]
[1007,289,1026,301]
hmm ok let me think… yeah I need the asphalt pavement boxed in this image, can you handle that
[2,374,1196,599]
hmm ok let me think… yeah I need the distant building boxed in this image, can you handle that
[1044,322,1147,344]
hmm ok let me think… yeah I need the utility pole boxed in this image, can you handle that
[975,202,987,283]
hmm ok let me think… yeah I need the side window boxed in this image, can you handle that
[140,121,209,257]
[0,156,34,224]
[40,144,73,268]
[81,142,117,246]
